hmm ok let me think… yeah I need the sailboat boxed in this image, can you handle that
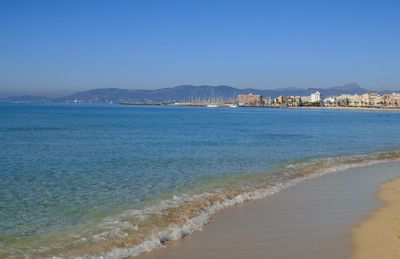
[207,104,220,108]
[207,88,220,107]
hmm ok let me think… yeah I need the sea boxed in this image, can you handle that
[1,103,400,258]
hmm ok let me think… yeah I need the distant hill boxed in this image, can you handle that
[1,83,396,103]
[1,95,53,103]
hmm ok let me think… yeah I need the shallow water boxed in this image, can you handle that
[1,103,400,257]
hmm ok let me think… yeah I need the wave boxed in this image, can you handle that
[4,149,400,258]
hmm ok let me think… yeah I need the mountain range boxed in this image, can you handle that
[1,83,397,103]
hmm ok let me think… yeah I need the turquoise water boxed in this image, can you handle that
[1,103,400,257]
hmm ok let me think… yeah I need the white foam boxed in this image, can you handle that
[89,156,400,259]
[61,154,400,259]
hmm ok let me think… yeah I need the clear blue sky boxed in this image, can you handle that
[1,0,399,96]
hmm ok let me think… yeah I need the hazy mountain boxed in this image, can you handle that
[0,95,53,103]
[317,83,367,96]
[1,83,395,103]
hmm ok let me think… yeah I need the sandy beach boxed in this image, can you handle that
[138,161,400,259]
[352,178,400,259]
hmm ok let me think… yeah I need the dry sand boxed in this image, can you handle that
[352,178,400,259]
[137,161,400,259]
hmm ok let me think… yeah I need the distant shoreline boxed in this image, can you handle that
[286,106,400,112]
[4,101,400,112]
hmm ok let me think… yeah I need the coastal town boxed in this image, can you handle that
[168,91,400,109]
[6,84,400,109]
[220,91,400,108]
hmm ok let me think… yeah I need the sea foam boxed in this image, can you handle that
[72,151,400,259]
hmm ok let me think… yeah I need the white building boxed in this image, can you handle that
[310,91,321,103]
[323,96,336,106]
[301,96,311,103]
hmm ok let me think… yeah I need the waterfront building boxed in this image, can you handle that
[301,96,311,103]
[334,94,365,107]
[238,94,263,106]
[263,96,272,106]
[323,96,336,107]
[361,93,384,107]
[240,92,399,109]
[310,91,321,103]
[273,96,285,106]
[273,96,301,107]
[347,94,362,107]
[321,93,400,108]
[383,93,400,107]
[291,96,302,106]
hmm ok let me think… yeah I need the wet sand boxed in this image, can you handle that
[138,161,400,259]
[352,178,400,259]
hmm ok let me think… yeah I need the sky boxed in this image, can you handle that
[0,0,399,97]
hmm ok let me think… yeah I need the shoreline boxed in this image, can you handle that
[4,101,400,112]
[286,106,400,112]
[4,149,400,258]
[138,161,400,259]
[352,178,400,259]
[3,150,400,258]
[3,152,400,258]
